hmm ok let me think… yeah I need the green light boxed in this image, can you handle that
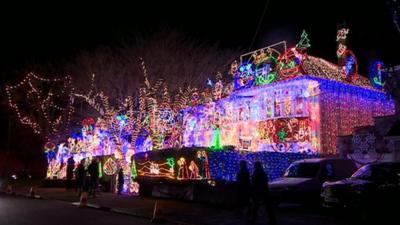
[278,129,287,141]
[99,161,103,178]
[296,30,311,49]
[288,61,296,69]
[212,127,223,150]
[131,160,138,179]
[373,77,384,86]
[255,71,276,85]
[280,62,285,70]
[167,157,175,169]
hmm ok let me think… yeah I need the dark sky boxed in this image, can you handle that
[0,0,399,150]
[0,0,398,77]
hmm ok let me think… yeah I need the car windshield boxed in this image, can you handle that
[352,164,400,181]
[284,163,320,178]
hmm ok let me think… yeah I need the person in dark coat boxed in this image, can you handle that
[236,160,251,217]
[250,161,276,225]
[75,159,86,196]
[66,156,75,190]
[88,158,99,197]
[117,168,124,195]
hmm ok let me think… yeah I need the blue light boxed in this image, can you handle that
[206,78,213,87]
[208,150,318,181]
[71,132,82,139]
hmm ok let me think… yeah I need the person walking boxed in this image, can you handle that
[236,160,251,218]
[88,158,99,197]
[250,161,276,225]
[66,156,75,190]
[75,159,86,196]
[117,168,124,195]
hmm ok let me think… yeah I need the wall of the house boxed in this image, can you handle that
[182,78,322,154]
[319,78,395,155]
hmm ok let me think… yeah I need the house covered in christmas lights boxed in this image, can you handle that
[181,56,395,155]
[42,29,396,192]
[181,33,395,156]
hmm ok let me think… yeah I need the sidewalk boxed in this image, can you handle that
[11,186,342,225]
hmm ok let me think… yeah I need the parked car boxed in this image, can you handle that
[321,162,400,208]
[269,158,357,204]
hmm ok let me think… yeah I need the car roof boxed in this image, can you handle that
[293,158,352,164]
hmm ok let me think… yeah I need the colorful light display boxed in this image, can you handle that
[135,149,211,180]
[138,159,175,179]
[234,45,280,90]
[369,61,388,90]
[41,29,396,188]
[181,28,395,155]
[103,158,117,175]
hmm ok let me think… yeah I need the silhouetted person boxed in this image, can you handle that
[250,161,276,225]
[117,168,124,195]
[236,160,251,218]
[66,156,75,190]
[88,158,99,197]
[75,159,86,196]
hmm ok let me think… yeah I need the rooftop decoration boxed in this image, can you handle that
[369,60,388,90]
[227,29,372,95]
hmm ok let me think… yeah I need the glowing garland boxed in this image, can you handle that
[5,73,74,138]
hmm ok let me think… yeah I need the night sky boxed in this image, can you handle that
[0,0,399,152]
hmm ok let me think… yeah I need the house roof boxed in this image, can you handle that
[302,56,373,89]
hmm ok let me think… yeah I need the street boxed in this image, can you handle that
[1,187,398,225]
[0,195,170,225]
[0,191,349,225]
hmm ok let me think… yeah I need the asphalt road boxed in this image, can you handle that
[2,193,397,225]
[0,195,172,225]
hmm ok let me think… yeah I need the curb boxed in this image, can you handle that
[71,201,195,225]
[70,201,151,220]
